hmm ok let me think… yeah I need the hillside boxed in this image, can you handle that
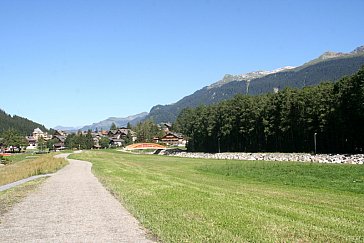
[146,45,364,123]
[79,112,148,131]
[0,109,48,135]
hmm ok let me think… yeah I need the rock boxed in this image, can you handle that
[163,151,364,164]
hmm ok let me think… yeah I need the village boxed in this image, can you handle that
[12,123,187,152]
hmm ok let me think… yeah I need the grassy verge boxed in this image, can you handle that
[0,153,68,186]
[71,150,364,242]
[0,178,46,221]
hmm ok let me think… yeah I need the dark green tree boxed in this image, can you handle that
[37,137,47,151]
[99,137,110,149]
[2,129,28,152]
[175,67,364,153]
[135,120,162,143]
[85,130,94,149]
[47,138,59,150]
[126,122,132,129]
[110,122,117,130]
[124,132,133,146]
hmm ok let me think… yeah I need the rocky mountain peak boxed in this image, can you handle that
[351,45,364,54]
[208,66,295,89]
[318,51,345,60]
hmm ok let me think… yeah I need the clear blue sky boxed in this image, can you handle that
[1,0,363,128]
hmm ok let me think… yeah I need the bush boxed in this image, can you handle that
[0,156,11,165]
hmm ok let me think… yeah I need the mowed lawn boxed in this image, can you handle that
[71,150,364,242]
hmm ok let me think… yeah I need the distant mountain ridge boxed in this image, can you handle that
[146,45,364,123]
[298,45,364,69]
[79,112,148,131]
[53,125,82,131]
[208,66,296,90]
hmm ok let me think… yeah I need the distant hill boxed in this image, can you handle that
[0,109,48,135]
[146,45,364,123]
[53,125,82,132]
[79,112,148,131]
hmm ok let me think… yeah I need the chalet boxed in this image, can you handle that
[159,123,172,133]
[109,138,124,147]
[160,132,186,146]
[118,127,130,135]
[54,130,68,137]
[130,130,137,142]
[92,137,102,149]
[25,136,38,150]
[93,144,102,149]
[153,136,160,143]
[32,128,52,140]
[26,136,37,147]
[52,135,66,150]
[107,128,132,140]
[108,129,126,139]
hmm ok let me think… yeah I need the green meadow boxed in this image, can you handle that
[71,150,364,242]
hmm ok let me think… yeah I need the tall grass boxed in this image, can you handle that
[0,153,68,186]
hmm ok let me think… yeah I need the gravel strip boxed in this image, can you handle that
[0,174,53,192]
[0,154,154,242]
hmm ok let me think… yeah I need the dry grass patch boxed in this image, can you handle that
[0,153,68,186]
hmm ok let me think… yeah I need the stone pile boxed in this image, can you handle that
[161,150,364,164]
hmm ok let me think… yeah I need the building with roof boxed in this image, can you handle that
[160,132,186,146]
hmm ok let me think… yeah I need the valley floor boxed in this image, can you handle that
[70,150,364,242]
[0,154,153,242]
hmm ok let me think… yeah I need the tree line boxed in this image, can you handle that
[0,110,48,135]
[64,131,96,150]
[174,67,364,154]
[146,55,364,124]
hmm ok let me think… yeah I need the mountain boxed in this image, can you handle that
[53,126,82,131]
[0,109,48,135]
[207,66,295,90]
[146,45,364,123]
[79,112,148,131]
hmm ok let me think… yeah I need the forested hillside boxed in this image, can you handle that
[0,109,48,135]
[174,67,364,154]
[147,48,364,123]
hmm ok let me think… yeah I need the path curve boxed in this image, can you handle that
[0,154,154,242]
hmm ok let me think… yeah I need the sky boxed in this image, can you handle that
[1,0,364,128]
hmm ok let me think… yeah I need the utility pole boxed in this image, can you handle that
[314,132,317,154]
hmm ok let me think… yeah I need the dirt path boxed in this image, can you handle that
[0,154,154,242]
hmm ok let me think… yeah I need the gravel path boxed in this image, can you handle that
[0,154,154,242]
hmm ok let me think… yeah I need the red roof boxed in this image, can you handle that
[0,153,11,157]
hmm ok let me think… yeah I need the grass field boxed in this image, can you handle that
[0,153,68,186]
[70,150,364,242]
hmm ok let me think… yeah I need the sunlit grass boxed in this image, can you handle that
[199,160,364,194]
[71,150,364,242]
[0,153,68,186]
